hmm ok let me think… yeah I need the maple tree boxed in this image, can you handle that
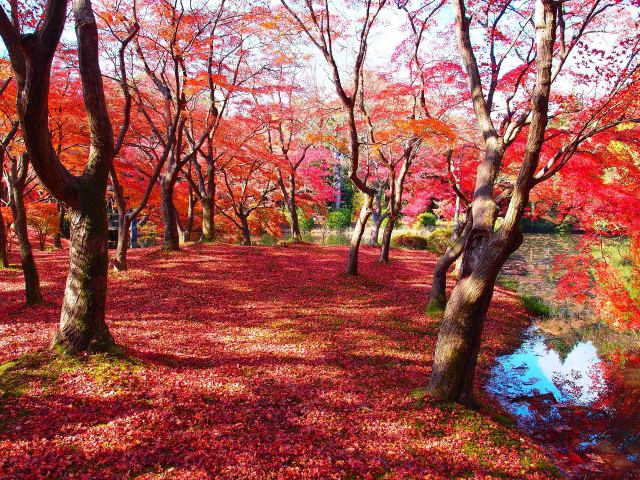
[426,0,640,403]
[26,202,59,250]
[0,67,43,305]
[254,70,323,243]
[216,126,280,245]
[0,0,639,476]
[279,0,389,275]
[0,0,131,353]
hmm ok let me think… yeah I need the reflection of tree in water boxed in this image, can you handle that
[487,327,640,477]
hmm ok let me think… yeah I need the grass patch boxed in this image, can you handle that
[493,413,515,427]
[520,454,561,477]
[0,351,80,399]
[0,349,140,401]
[496,275,519,291]
[425,301,445,319]
[409,387,429,407]
[520,293,553,317]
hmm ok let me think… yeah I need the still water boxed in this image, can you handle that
[490,234,639,478]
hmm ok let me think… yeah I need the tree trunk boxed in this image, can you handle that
[9,182,42,305]
[240,214,251,246]
[52,233,62,249]
[346,193,373,275]
[52,202,64,249]
[369,212,380,246]
[428,231,521,403]
[182,184,194,243]
[0,206,8,268]
[200,196,215,242]
[428,0,557,404]
[334,160,342,209]
[52,189,115,354]
[428,274,495,404]
[379,216,395,263]
[161,179,180,251]
[288,199,302,242]
[428,250,460,312]
[113,212,130,272]
[368,188,385,246]
[427,219,471,312]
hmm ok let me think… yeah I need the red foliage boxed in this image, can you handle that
[0,245,556,479]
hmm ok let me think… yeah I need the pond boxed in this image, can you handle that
[490,234,640,479]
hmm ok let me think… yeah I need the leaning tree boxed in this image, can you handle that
[428,0,640,403]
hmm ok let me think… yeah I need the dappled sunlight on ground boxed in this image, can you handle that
[0,244,556,479]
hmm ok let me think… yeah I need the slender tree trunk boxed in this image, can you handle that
[288,199,302,242]
[369,212,380,245]
[111,165,129,271]
[379,216,396,263]
[9,182,42,305]
[52,187,115,354]
[113,213,130,272]
[0,206,8,268]
[200,196,215,242]
[347,193,373,275]
[288,174,302,242]
[52,202,64,249]
[368,190,385,246]
[334,159,342,209]
[183,183,194,242]
[240,214,251,246]
[427,219,471,311]
[161,179,180,251]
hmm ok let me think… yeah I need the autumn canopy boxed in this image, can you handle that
[0,0,639,477]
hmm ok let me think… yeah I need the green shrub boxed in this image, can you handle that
[556,215,577,235]
[326,208,352,230]
[297,208,315,232]
[426,227,454,254]
[520,293,553,317]
[392,233,429,250]
[417,211,437,229]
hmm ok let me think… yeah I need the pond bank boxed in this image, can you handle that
[488,234,640,479]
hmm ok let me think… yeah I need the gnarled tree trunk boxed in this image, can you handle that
[428,232,521,403]
[240,214,251,246]
[52,184,114,353]
[429,0,556,403]
[0,0,123,353]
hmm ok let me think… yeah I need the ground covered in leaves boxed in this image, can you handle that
[0,244,559,479]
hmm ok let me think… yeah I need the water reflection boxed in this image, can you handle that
[488,325,605,420]
[488,325,640,477]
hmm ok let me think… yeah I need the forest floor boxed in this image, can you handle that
[0,243,560,479]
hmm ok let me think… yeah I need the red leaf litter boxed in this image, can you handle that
[0,244,556,479]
